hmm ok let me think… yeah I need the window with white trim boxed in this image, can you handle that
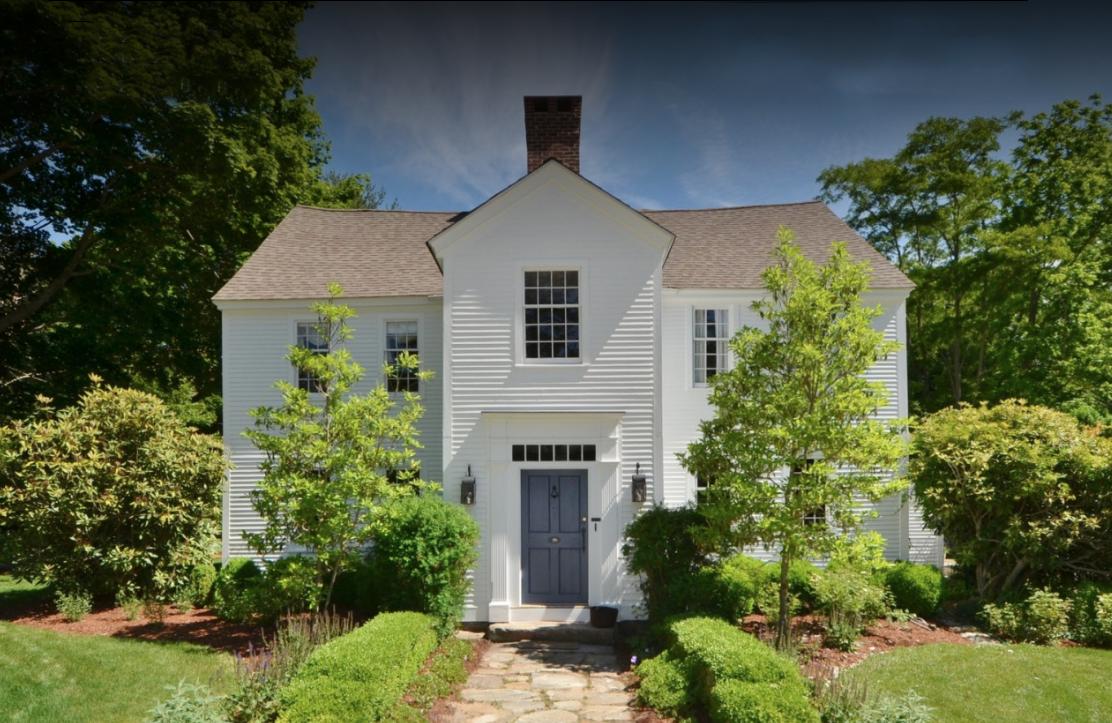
[385,321,419,392]
[693,309,729,385]
[295,322,328,392]
[524,270,580,360]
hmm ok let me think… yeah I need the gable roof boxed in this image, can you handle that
[213,200,911,303]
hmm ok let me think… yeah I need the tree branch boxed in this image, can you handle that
[0,223,98,334]
[0,140,71,186]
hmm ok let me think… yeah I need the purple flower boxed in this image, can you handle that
[630,655,639,665]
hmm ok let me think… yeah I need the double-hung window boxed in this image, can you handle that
[295,322,328,392]
[385,321,419,392]
[693,309,729,385]
[524,270,580,360]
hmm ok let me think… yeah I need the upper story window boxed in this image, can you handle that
[693,309,729,385]
[385,320,419,392]
[524,270,580,360]
[295,322,328,392]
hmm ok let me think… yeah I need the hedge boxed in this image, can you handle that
[279,611,440,723]
[885,562,942,618]
[710,679,821,723]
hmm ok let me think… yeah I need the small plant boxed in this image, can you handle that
[1066,582,1112,647]
[862,689,934,723]
[814,568,891,651]
[56,589,93,622]
[144,599,171,625]
[808,664,868,723]
[980,588,1070,645]
[144,680,226,723]
[117,590,143,621]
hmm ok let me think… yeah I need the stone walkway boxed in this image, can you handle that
[446,639,636,723]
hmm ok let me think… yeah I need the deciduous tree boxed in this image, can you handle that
[680,227,908,649]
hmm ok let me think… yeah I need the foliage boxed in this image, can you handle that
[810,670,868,723]
[0,1,338,423]
[884,563,942,618]
[279,612,440,723]
[637,616,814,723]
[622,504,713,622]
[0,620,233,723]
[397,636,474,715]
[366,494,479,635]
[144,681,226,723]
[980,589,1071,645]
[1066,582,1112,647]
[244,284,430,609]
[861,690,934,723]
[185,561,219,608]
[212,559,263,625]
[55,590,92,622]
[828,532,892,583]
[813,569,891,651]
[680,227,908,649]
[255,556,322,625]
[911,400,1112,600]
[224,609,353,723]
[0,382,225,601]
[820,97,1112,421]
[709,679,821,723]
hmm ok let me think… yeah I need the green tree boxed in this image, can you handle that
[244,284,430,609]
[0,1,396,425]
[911,400,1112,601]
[0,380,225,602]
[680,227,908,649]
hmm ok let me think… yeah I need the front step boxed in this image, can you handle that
[487,621,615,645]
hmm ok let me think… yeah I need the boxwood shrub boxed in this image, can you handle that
[885,562,942,617]
[635,649,697,717]
[212,558,262,624]
[710,679,820,723]
[280,611,440,723]
[671,617,801,694]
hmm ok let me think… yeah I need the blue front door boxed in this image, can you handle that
[521,470,588,605]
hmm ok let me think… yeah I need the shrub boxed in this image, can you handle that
[280,611,440,723]
[402,636,474,714]
[0,383,225,601]
[56,589,93,622]
[213,558,263,624]
[828,532,892,584]
[980,588,1071,644]
[622,504,712,622]
[814,568,891,651]
[256,556,321,623]
[185,561,219,607]
[144,681,226,723]
[722,555,819,615]
[1067,582,1112,647]
[635,650,697,717]
[366,495,479,634]
[885,563,943,618]
[710,679,821,723]
[671,617,801,694]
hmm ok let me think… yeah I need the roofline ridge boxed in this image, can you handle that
[641,200,825,213]
[291,204,463,214]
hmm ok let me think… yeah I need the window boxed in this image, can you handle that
[385,321,419,392]
[296,322,328,392]
[524,270,580,360]
[511,444,596,462]
[693,309,729,385]
[696,474,716,505]
[790,460,826,525]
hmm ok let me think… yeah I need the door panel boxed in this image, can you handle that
[521,470,587,605]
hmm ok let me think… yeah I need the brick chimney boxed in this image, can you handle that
[524,96,581,174]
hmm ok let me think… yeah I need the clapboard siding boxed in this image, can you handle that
[219,299,443,563]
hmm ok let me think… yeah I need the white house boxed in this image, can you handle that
[213,96,942,623]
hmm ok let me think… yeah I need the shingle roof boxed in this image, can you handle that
[213,200,910,302]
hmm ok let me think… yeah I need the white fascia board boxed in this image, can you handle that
[427,161,674,263]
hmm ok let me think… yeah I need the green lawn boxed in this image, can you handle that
[855,643,1112,723]
[0,577,233,723]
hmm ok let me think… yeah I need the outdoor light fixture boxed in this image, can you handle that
[631,462,647,503]
[461,464,476,505]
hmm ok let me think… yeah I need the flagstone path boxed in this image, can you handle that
[446,639,637,723]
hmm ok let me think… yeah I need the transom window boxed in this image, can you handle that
[385,321,419,392]
[512,444,596,462]
[296,322,328,392]
[524,270,580,360]
[693,309,729,385]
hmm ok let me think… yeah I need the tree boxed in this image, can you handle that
[912,400,1112,601]
[0,380,225,601]
[244,284,430,609]
[0,1,383,424]
[680,227,908,649]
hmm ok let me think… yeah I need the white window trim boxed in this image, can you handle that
[382,316,422,395]
[292,320,330,394]
[514,260,589,366]
[689,305,733,389]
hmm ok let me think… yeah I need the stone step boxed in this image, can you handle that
[487,621,616,645]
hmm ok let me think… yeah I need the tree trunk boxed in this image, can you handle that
[776,555,792,651]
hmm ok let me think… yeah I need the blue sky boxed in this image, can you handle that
[299,1,1112,215]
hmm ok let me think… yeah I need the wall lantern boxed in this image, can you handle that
[461,464,476,505]
[631,463,647,503]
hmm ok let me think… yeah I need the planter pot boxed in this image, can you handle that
[590,605,619,628]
